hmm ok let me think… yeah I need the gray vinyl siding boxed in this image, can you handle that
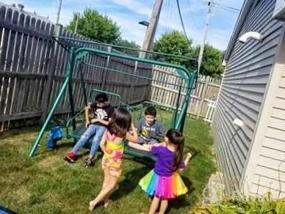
[213,0,284,192]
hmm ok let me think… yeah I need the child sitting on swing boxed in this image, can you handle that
[135,106,166,145]
[64,92,113,167]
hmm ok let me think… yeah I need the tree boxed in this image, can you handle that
[114,38,140,56]
[153,31,224,77]
[153,30,196,70]
[199,44,224,77]
[67,9,120,43]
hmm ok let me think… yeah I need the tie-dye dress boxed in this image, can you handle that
[101,131,124,177]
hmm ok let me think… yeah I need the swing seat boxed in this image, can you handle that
[67,123,85,140]
[65,89,156,161]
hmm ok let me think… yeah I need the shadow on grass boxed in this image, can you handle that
[169,175,195,210]
[111,165,150,201]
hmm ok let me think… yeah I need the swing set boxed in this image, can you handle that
[28,37,197,159]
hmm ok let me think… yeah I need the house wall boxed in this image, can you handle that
[243,28,285,198]
[213,0,285,194]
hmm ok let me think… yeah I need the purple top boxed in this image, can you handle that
[151,146,185,176]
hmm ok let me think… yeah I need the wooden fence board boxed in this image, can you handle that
[150,66,221,121]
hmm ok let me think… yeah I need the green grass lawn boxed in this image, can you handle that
[0,118,215,214]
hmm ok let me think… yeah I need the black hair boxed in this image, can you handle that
[108,107,132,138]
[95,92,108,103]
[144,106,157,117]
[166,129,185,172]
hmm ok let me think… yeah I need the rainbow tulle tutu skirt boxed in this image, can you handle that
[139,170,188,199]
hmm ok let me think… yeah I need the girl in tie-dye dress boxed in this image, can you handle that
[89,108,136,211]
[129,129,192,214]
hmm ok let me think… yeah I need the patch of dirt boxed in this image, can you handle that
[37,155,59,169]
[14,185,31,204]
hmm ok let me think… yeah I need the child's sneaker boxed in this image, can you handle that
[64,151,77,163]
[84,157,96,167]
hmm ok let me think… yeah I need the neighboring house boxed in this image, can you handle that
[213,0,285,198]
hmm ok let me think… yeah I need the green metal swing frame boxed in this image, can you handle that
[29,44,197,158]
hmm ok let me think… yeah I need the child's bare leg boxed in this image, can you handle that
[158,199,168,214]
[101,170,112,207]
[102,191,113,208]
[148,196,160,214]
[102,169,110,190]
[103,195,111,208]
[103,174,118,208]
[89,170,115,211]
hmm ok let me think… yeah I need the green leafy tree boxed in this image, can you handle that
[114,38,140,56]
[199,44,224,77]
[67,9,120,43]
[153,30,196,70]
[153,31,224,76]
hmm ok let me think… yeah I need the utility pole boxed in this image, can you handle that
[140,0,164,58]
[198,0,213,73]
[74,12,80,33]
[56,0,63,25]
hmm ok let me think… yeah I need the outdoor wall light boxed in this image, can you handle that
[238,31,263,43]
[233,118,244,128]
[138,21,149,27]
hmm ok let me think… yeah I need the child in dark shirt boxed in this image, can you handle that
[64,93,113,166]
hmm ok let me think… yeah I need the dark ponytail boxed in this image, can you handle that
[166,129,185,172]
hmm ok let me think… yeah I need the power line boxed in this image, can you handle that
[176,0,191,45]
[213,5,239,13]
[212,2,240,12]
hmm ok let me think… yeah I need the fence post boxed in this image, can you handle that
[128,60,138,104]
[197,75,210,119]
[203,99,216,124]
[40,24,62,123]
[101,46,112,90]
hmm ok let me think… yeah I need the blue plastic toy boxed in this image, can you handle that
[47,126,63,150]
[0,206,17,214]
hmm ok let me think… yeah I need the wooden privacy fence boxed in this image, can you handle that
[0,3,221,132]
[151,66,221,122]
[0,3,151,131]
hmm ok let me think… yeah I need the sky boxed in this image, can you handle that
[0,0,244,51]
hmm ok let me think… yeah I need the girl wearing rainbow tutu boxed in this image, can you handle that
[129,129,192,214]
